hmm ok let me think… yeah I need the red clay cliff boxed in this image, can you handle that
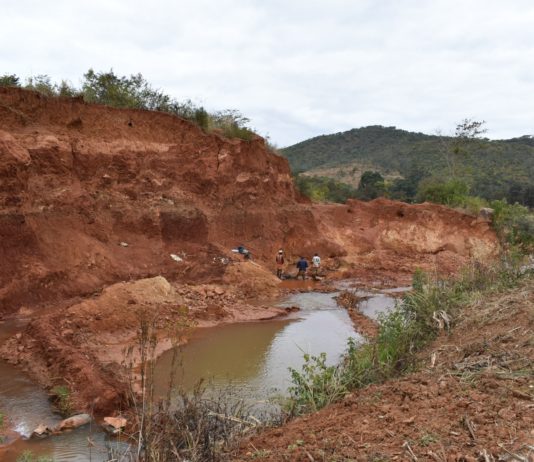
[0,88,499,414]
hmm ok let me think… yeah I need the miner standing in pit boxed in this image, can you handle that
[296,256,309,280]
[275,249,285,279]
[312,253,321,278]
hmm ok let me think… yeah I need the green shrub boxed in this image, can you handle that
[416,178,469,206]
[459,195,487,215]
[0,74,20,87]
[24,75,58,97]
[357,171,386,200]
[286,352,347,415]
[293,174,359,203]
[414,179,534,250]
[286,257,527,416]
[491,199,534,250]
[50,385,72,415]
[209,109,256,141]
[281,124,534,208]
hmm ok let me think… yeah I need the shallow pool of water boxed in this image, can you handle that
[153,291,378,406]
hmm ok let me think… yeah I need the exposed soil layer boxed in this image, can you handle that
[336,291,380,338]
[0,88,500,416]
[235,276,534,462]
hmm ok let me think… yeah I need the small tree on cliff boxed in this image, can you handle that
[0,74,20,87]
[24,75,57,96]
[81,69,171,110]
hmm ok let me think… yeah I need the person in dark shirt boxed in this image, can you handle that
[296,256,308,280]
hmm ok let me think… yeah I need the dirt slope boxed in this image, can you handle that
[0,88,500,414]
[236,276,534,461]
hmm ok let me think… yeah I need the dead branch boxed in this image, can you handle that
[462,415,477,441]
[403,441,419,461]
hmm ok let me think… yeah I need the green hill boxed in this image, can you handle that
[281,126,534,206]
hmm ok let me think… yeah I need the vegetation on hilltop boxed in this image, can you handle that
[282,125,534,207]
[0,71,256,141]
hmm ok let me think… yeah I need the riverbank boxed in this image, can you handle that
[235,273,534,461]
[0,276,399,460]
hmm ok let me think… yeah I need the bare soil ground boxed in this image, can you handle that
[235,276,534,462]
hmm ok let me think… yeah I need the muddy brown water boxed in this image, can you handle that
[153,292,364,405]
[0,287,399,461]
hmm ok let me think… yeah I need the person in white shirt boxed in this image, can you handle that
[312,253,321,278]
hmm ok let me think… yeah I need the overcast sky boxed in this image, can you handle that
[1,0,533,146]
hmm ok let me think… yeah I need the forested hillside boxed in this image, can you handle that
[281,126,534,206]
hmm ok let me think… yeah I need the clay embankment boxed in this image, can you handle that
[0,88,499,415]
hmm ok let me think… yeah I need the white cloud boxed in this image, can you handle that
[1,0,533,145]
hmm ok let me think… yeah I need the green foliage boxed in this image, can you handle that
[24,75,57,96]
[81,69,169,110]
[281,125,534,207]
[416,178,470,206]
[357,170,386,200]
[21,75,78,97]
[16,451,53,462]
[294,174,359,203]
[56,80,78,97]
[192,106,210,130]
[411,268,427,292]
[79,70,256,140]
[0,73,20,87]
[390,168,428,202]
[491,200,534,249]
[286,352,347,415]
[210,109,256,141]
[50,385,72,415]
[286,258,527,416]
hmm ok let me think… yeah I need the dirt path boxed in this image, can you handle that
[235,276,534,461]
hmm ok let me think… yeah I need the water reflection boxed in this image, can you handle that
[154,291,362,403]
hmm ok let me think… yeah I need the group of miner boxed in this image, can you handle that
[275,249,321,280]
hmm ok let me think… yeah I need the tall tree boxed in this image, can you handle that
[357,171,385,200]
[438,118,487,178]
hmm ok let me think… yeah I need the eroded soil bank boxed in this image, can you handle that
[0,285,398,461]
[235,276,534,462]
[0,88,500,425]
